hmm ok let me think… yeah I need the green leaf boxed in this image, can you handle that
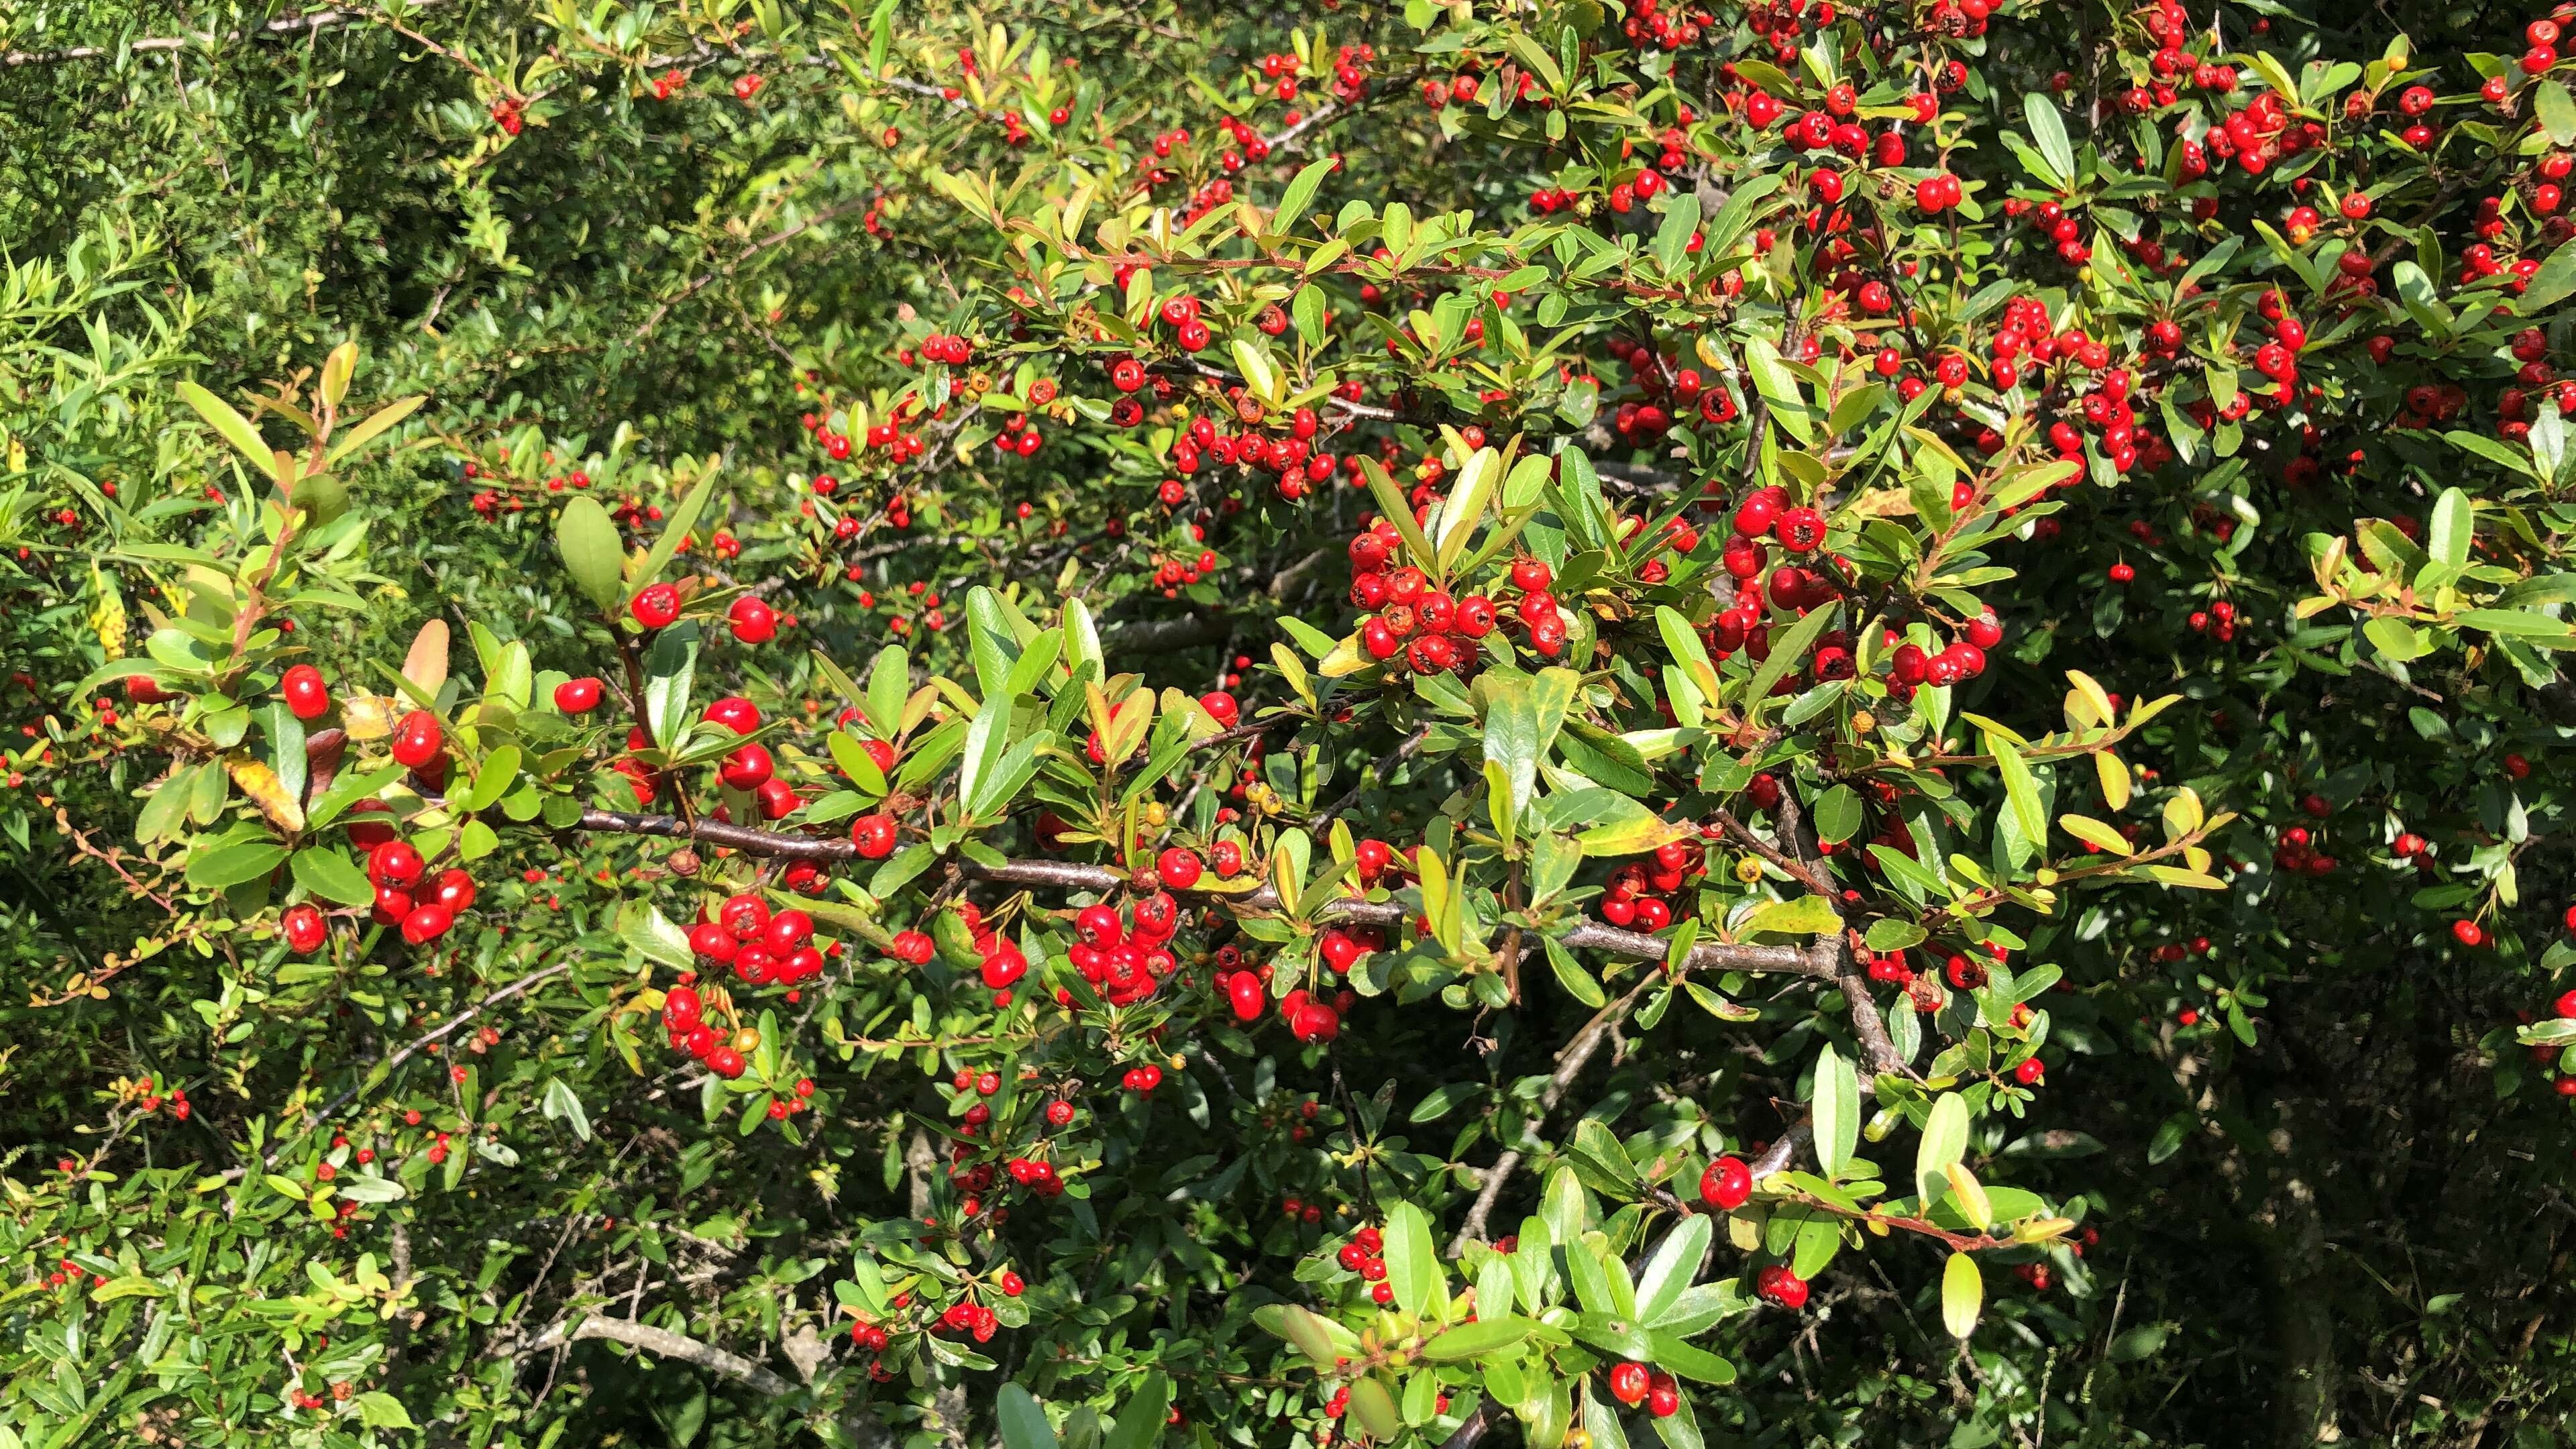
[1421,1316,1536,1361]
[621,904,696,970]
[1574,792,1691,858]
[828,730,889,795]
[641,623,701,750]
[325,394,425,466]
[1656,605,1720,704]
[1742,336,1815,446]
[458,745,521,813]
[1348,1378,1402,1443]
[1813,1042,1860,1179]
[1988,732,2047,852]
[176,381,280,480]
[1739,894,1840,936]
[1644,1333,1736,1385]
[2524,237,2576,315]
[1743,602,1838,712]
[355,1393,416,1430]
[2427,486,2473,570]
[290,847,374,907]
[1385,1200,1442,1316]
[637,467,720,591]
[1652,194,1702,276]
[555,496,627,612]
[541,1079,592,1141]
[1273,158,1336,235]
[1634,1216,1712,1323]
[1103,1373,1171,1449]
[1359,455,1440,576]
[867,645,911,736]
[998,1385,1059,1449]
[1810,785,1861,845]
[2538,79,2576,147]
[187,841,288,890]
[1265,1303,1340,1362]
[1435,447,1503,573]
[1916,1093,1970,1207]
[2023,93,2076,186]
[965,587,1025,702]
[1483,676,1541,820]
[959,688,1016,817]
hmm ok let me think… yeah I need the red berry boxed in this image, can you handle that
[719,743,775,791]
[1158,848,1204,889]
[390,710,443,769]
[400,903,455,945]
[851,813,900,859]
[282,904,327,954]
[631,583,682,629]
[1699,1155,1752,1210]
[1608,1362,1651,1405]
[554,676,603,712]
[280,664,331,721]
[728,596,777,643]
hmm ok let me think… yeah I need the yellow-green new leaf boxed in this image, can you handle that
[2057,814,2132,855]
[178,381,282,480]
[325,394,426,466]
[1944,1161,1992,1230]
[2161,786,2205,841]
[1915,1092,1970,1207]
[1988,731,2047,849]
[1434,445,1502,573]
[2094,750,2132,811]
[1813,1042,1860,1178]
[1941,1251,1982,1339]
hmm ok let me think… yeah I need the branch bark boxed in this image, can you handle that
[3,3,449,65]
[570,808,1837,978]
[523,1313,792,1395]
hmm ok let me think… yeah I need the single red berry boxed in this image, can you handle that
[729,595,777,644]
[719,743,775,791]
[390,710,443,769]
[280,664,331,721]
[554,676,603,713]
[851,813,899,859]
[282,904,327,954]
[631,583,682,629]
[400,903,455,945]
[1699,1155,1752,1210]
[1158,848,1204,889]
[1607,1362,1651,1406]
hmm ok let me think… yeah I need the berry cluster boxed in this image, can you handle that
[363,840,476,945]
[686,893,827,991]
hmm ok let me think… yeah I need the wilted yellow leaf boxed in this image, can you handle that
[226,752,307,832]
[341,694,398,741]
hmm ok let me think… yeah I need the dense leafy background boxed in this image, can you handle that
[9,1,2576,1448]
